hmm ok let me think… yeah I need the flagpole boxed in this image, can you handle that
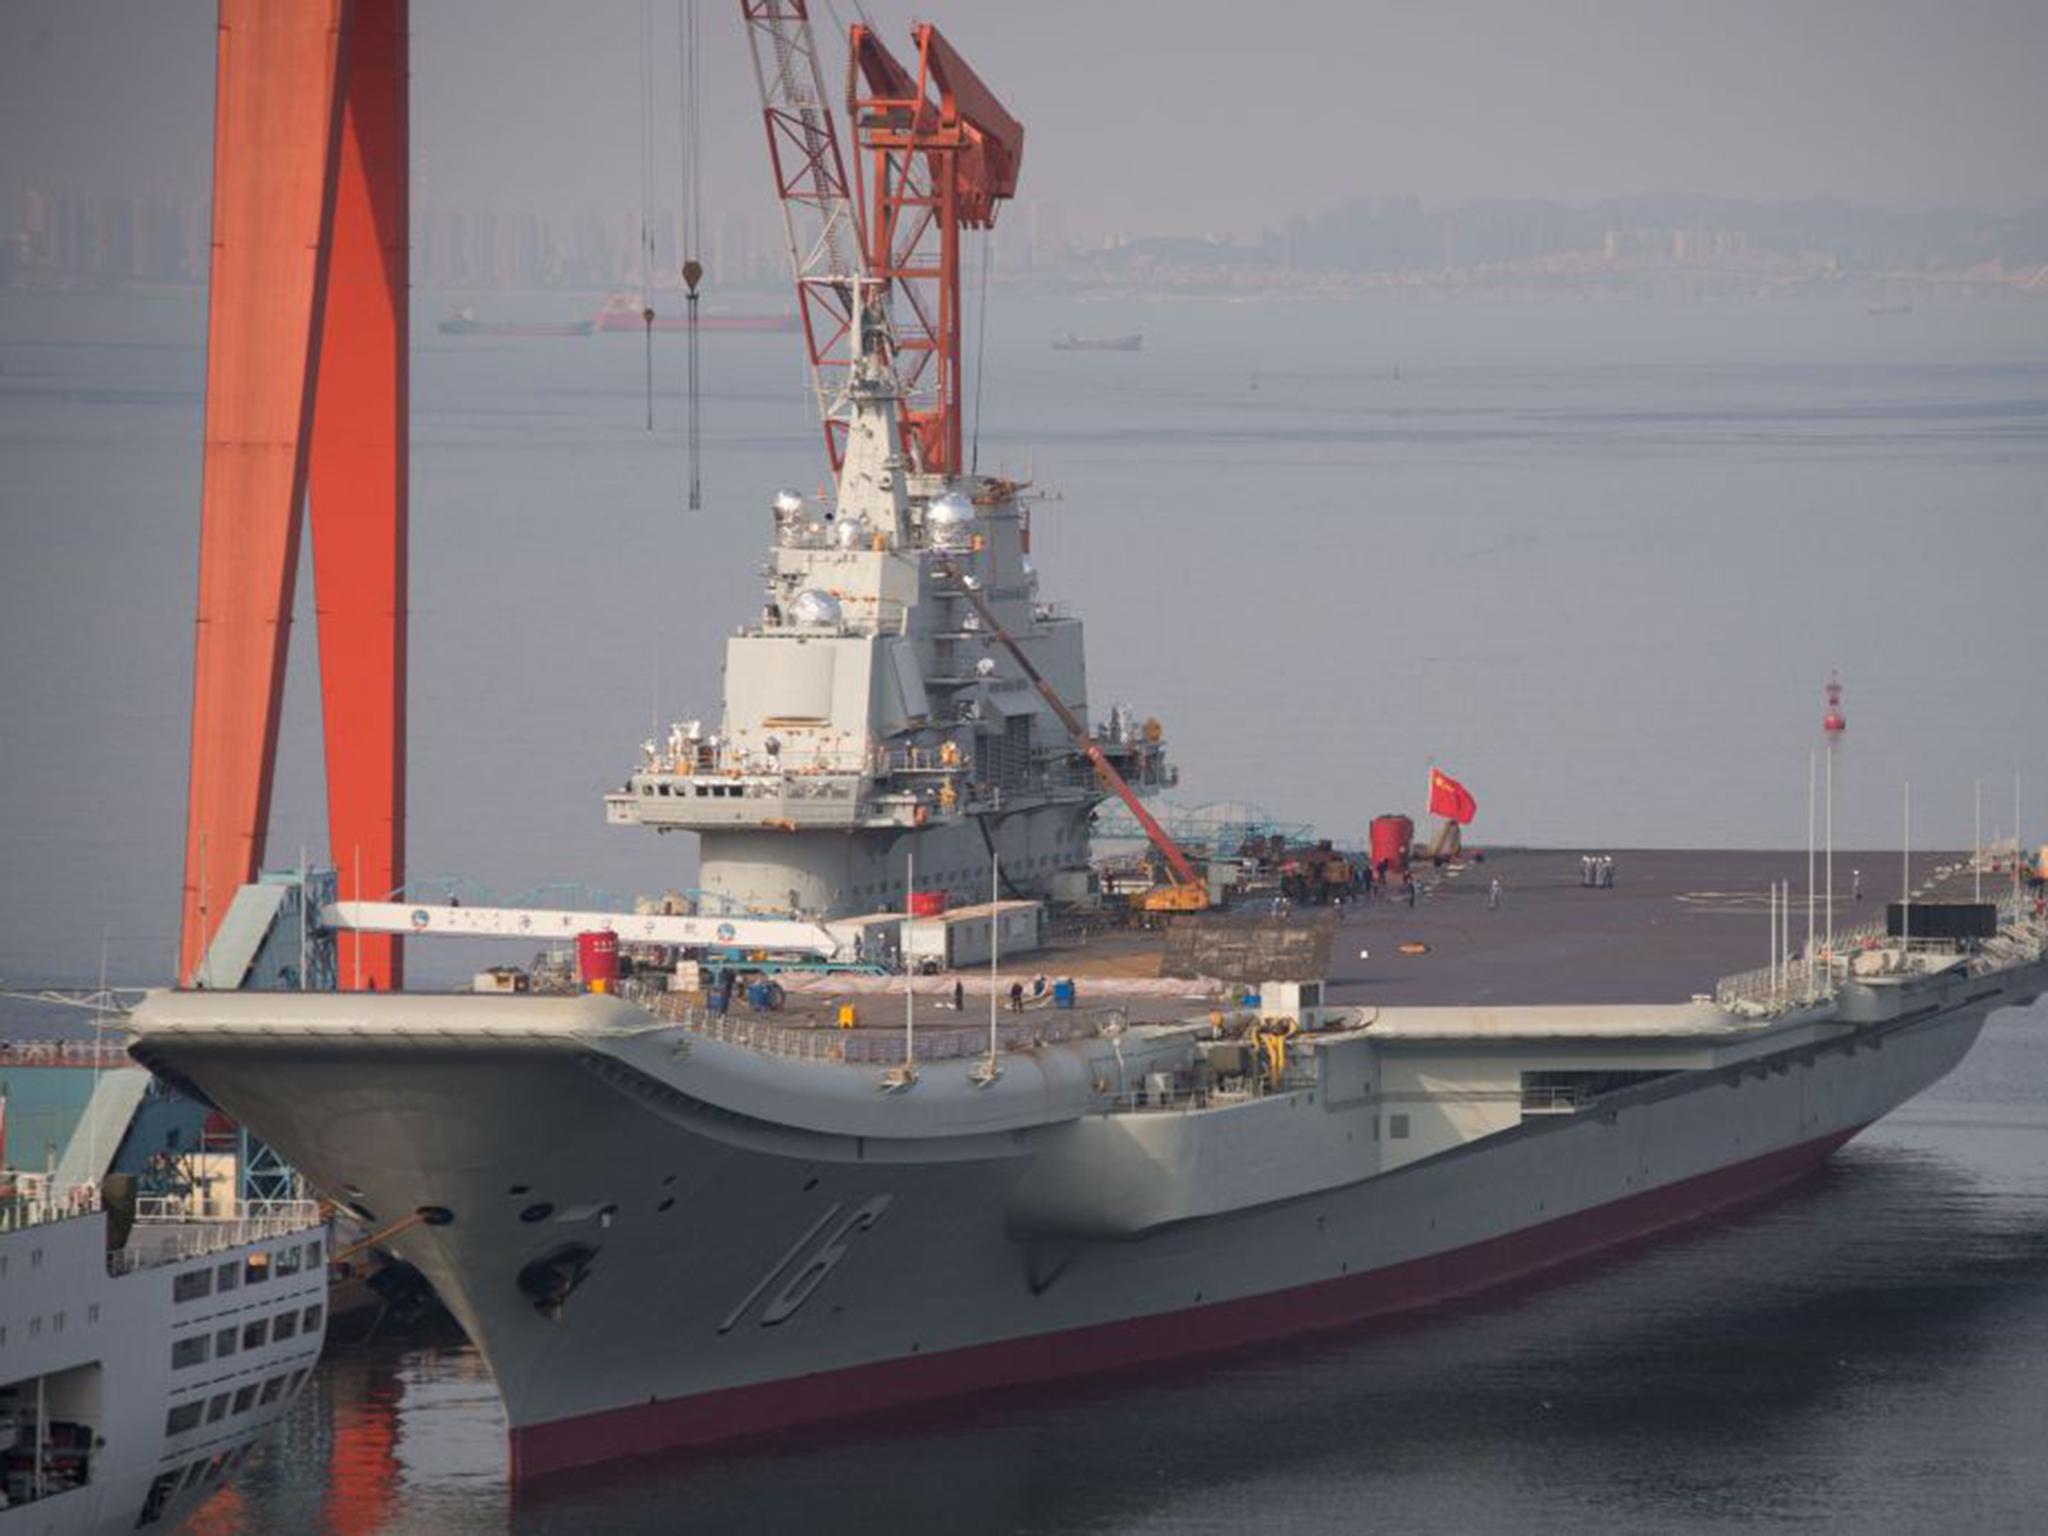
[988,853,1001,1079]
[1901,782,1911,949]
[1806,751,1816,1001]
[1824,742,1834,989]
[904,849,917,1077]
[1974,779,1982,905]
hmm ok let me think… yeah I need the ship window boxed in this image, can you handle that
[259,1375,287,1405]
[207,1393,231,1424]
[183,1460,209,1491]
[302,1304,324,1331]
[290,1368,308,1392]
[305,1238,322,1266]
[216,1260,240,1292]
[215,1327,238,1358]
[273,1311,299,1341]
[172,1335,210,1369]
[232,1385,257,1413]
[276,1245,303,1277]
[139,1470,182,1525]
[1389,1114,1411,1139]
[173,1268,213,1303]
[165,1401,204,1435]
[242,1318,268,1350]
[245,1251,272,1285]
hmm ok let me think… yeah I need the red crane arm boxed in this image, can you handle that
[944,570,1200,891]
[843,20,1021,474]
[917,24,1023,222]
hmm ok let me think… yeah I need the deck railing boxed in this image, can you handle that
[0,1173,99,1235]
[110,1199,326,1274]
[1712,894,2040,1013]
[0,1038,133,1069]
[650,991,1113,1064]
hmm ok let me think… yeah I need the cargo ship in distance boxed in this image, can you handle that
[1051,332,1142,352]
[594,292,799,334]
[435,308,595,338]
[130,338,2048,1479]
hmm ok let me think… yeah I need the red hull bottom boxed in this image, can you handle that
[511,1124,1863,1480]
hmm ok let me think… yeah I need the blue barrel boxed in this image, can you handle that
[745,981,774,1010]
[1052,979,1075,1010]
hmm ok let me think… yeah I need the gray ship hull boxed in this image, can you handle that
[130,957,2034,1480]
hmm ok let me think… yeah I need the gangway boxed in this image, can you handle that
[327,900,846,960]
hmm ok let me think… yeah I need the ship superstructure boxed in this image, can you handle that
[604,353,1171,917]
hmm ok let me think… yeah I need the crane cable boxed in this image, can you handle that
[970,231,990,474]
[679,0,703,509]
[638,0,657,431]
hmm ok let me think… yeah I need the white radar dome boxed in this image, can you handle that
[789,589,843,628]
[772,490,805,516]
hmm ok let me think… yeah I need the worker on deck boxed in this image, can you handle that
[952,978,964,1012]
[1009,980,1025,1012]
[1488,877,1502,910]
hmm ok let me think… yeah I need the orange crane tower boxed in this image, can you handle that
[179,0,409,990]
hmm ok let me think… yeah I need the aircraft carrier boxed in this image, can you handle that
[131,848,2048,1479]
[125,0,2048,1490]
[126,343,2048,1481]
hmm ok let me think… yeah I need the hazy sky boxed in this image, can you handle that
[3,0,2046,242]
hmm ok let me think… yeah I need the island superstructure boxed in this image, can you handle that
[603,347,1171,918]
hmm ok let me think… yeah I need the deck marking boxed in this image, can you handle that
[719,1202,842,1335]
[760,1195,893,1326]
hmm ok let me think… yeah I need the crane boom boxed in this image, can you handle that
[942,569,1201,891]
[740,0,867,470]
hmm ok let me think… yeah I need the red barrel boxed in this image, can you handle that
[577,930,620,993]
[1370,815,1415,873]
[908,890,947,919]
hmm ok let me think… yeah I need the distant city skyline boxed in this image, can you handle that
[11,181,2043,303]
[3,0,2046,258]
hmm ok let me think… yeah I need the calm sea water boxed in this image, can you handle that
[1,287,2045,989]
[4,287,2048,1531]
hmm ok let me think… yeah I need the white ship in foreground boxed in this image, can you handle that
[1,1071,326,1533]
[128,356,2048,1479]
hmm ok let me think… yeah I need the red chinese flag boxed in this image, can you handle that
[1429,768,1477,825]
